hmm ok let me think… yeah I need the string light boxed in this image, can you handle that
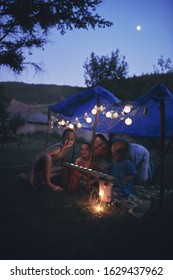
[84,112,92,123]
[125,117,132,125]
[86,117,92,123]
[77,122,82,128]
[91,106,97,115]
[113,112,118,118]
[123,105,131,113]
[69,123,74,129]
[51,121,54,128]
[106,111,112,118]
[75,117,82,128]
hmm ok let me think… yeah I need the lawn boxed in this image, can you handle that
[0,133,173,260]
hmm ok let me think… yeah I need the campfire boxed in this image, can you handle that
[77,179,116,217]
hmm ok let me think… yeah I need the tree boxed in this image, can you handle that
[0,0,112,73]
[153,55,173,74]
[83,49,129,87]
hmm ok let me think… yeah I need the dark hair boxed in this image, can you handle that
[62,128,76,143]
[111,138,130,153]
[94,133,112,155]
[112,138,129,147]
[94,134,108,145]
[81,142,91,150]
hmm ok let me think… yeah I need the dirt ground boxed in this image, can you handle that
[0,134,173,260]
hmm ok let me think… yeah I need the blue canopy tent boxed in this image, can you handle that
[49,85,121,133]
[108,84,173,138]
[48,83,173,207]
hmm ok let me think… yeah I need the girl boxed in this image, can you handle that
[30,128,76,191]
[68,143,91,191]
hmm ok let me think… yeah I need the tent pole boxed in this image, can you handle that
[90,95,100,164]
[158,100,166,210]
[45,107,51,149]
[86,96,100,191]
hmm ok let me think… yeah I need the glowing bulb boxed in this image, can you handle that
[77,123,82,128]
[106,111,112,118]
[124,105,131,113]
[86,117,92,123]
[125,117,132,125]
[113,112,118,118]
[99,105,105,112]
[91,108,97,114]
[61,119,65,125]
[69,123,74,129]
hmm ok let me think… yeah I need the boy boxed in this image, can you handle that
[111,141,137,196]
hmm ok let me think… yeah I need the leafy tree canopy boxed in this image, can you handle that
[83,49,129,87]
[153,55,173,74]
[0,0,112,73]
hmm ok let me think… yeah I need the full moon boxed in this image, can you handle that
[136,25,141,31]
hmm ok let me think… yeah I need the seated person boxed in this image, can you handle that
[128,143,151,185]
[68,143,91,191]
[112,138,151,185]
[111,141,137,196]
[92,133,112,173]
[30,128,76,192]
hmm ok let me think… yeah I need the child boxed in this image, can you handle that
[111,141,137,196]
[30,128,76,192]
[68,143,91,191]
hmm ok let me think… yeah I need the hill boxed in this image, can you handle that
[0,82,85,105]
[100,72,173,101]
[0,73,173,106]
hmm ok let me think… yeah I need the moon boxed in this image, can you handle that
[136,25,141,31]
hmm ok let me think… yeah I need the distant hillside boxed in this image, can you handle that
[0,73,173,106]
[0,82,85,105]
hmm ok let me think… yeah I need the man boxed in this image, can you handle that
[112,138,151,185]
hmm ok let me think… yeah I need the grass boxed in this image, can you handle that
[0,133,173,260]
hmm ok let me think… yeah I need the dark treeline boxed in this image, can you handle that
[100,72,173,101]
[0,72,173,105]
[0,83,85,105]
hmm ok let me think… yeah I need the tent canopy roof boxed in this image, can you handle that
[108,84,173,138]
[49,85,121,132]
[49,84,173,138]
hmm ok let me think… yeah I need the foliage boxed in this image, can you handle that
[100,72,173,101]
[153,56,173,74]
[0,0,112,73]
[83,50,129,87]
[0,86,10,121]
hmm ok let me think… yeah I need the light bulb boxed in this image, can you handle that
[113,112,118,118]
[124,105,131,113]
[106,111,112,118]
[77,123,82,128]
[69,123,74,129]
[125,117,132,125]
[91,108,97,114]
[86,117,92,123]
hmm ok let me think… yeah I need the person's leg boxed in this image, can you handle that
[136,157,150,185]
[68,170,81,191]
[44,155,63,191]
